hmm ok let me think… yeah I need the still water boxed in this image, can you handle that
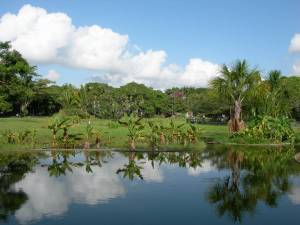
[1,145,300,225]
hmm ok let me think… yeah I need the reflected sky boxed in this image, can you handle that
[288,178,300,205]
[1,146,300,225]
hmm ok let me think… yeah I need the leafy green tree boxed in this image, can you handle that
[210,60,261,132]
[265,70,289,117]
[283,76,300,120]
[28,80,61,115]
[0,95,11,113]
[0,41,38,115]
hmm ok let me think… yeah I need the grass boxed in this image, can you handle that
[0,116,299,151]
[0,116,212,150]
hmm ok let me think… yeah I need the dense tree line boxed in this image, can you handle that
[1,42,300,121]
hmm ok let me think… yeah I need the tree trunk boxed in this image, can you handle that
[63,128,68,148]
[20,101,30,116]
[95,136,101,149]
[228,99,245,133]
[84,141,90,149]
[160,133,165,144]
[129,139,136,151]
[52,132,57,148]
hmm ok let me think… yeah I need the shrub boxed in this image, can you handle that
[235,116,295,143]
[1,129,37,145]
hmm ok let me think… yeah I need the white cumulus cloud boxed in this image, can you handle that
[0,5,74,63]
[14,158,126,224]
[45,69,60,81]
[0,4,220,89]
[289,187,300,205]
[187,160,216,176]
[292,60,300,74]
[289,34,300,53]
[13,152,165,224]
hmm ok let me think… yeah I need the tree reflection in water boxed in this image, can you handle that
[116,152,145,180]
[1,147,300,224]
[47,150,113,176]
[0,152,39,222]
[116,151,205,181]
[206,145,300,223]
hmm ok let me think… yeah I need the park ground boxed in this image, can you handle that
[0,117,299,150]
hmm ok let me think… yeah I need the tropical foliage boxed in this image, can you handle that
[1,41,300,146]
[234,116,295,143]
[210,60,261,132]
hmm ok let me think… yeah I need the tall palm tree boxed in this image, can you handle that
[266,70,290,117]
[210,60,261,132]
[268,70,283,92]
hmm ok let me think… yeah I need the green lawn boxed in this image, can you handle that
[0,116,226,150]
[1,116,298,150]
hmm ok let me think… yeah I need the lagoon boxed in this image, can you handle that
[1,145,300,225]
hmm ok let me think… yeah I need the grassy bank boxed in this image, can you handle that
[0,117,212,150]
[0,117,299,150]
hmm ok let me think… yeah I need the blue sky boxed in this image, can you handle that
[0,0,299,88]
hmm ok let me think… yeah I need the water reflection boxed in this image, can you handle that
[206,145,299,222]
[0,152,39,222]
[0,146,300,224]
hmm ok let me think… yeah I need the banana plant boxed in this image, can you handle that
[2,130,17,144]
[16,130,31,144]
[84,121,95,149]
[48,115,73,148]
[61,120,76,148]
[146,121,167,150]
[119,114,144,151]
[167,120,185,143]
[94,130,102,148]
[30,129,37,147]
[186,124,203,144]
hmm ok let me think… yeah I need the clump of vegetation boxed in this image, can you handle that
[165,120,203,146]
[48,114,80,148]
[179,124,203,146]
[145,120,203,149]
[166,123,202,147]
[1,130,17,144]
[119,114,144,150]
[1,129,37,145]
[84,121,95,149]
[145,121,167,150]
[166,120,185,143]
[233,116,295,144]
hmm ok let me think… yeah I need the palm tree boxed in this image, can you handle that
[268,70,283,92]
[266,70,290,117]
[210,60,260,132]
